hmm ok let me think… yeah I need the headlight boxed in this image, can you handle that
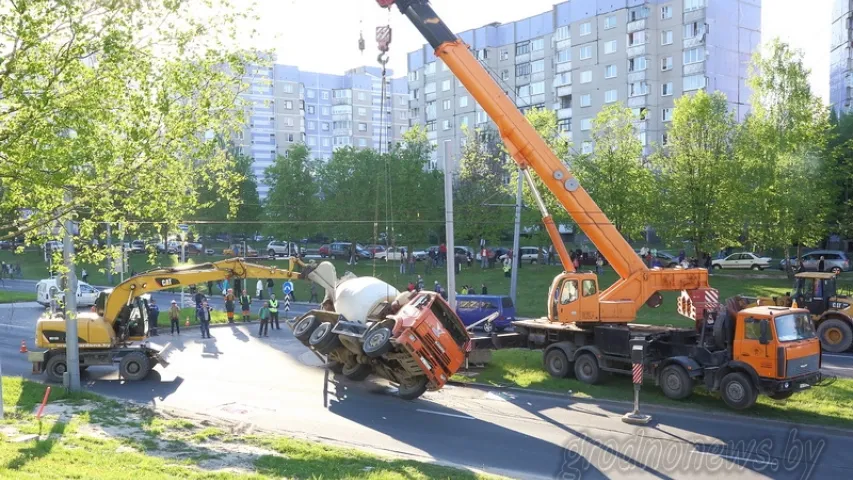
[784,382,790,389]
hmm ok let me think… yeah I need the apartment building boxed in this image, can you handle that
[832,0,853,113]
[237,63,409,198]
[406,0,760,171]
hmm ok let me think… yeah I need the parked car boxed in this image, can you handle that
[266,240,302,258]
[318,244,330,258]
[328,242,371,260]
[500,246,544,264]
[711,252,772,270]
[455,295,516,333]
[634,249,679,268]
[375,246,413,261]
[224,244,258,257]
[129,240,147,254]
[36,278,100,308]
[43,241,63,252]
[366,245,386,256]
[779,250,851,274]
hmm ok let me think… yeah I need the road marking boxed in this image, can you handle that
[416,409,475,420]
[822,353,852,359]
[823,365,853,371]
[693,450,778,467]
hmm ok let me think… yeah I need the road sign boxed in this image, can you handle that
[178,224,189,233]
[282,281,294,295]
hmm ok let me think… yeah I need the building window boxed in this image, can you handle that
[604,15,616,30]
[477,110,488,124]
[424,62,436,75]
[516,63,532,76]
[662,57,673,71]
[531,38,544,51]
[532,59,545,74]
[662,82,673,96]
[555,25,570,41]
[628,31,646,46]
[580,22,591,36]
[629,82,649,97]
[459,96,469,108]
[441,79,451,91]
[581,118,592,131]
[283,117,294,127]
[662,108,673,122]
[476,48,488,60]
[358,123,367,132]
[357,92,365,101]
[408,70,419,82]
[501,69,510,80]
[685,22,706,38]
[605,65,617,78]
[684,47,705,65]
[517,84,530,98]
[425,82,436,94]
[579,45,593,60]
[557,49,571,63]
[501,49,509,60]
[426,120,436,132]
[580,94,592,107]
[460,116,468,128]
[307,121,315,130]
[516,41,530,55]
[582,141,593,154]
[580,70,592,84]
[358,138,367,147]
[282,83,295,94]
[443,120,451,130]
[307,105,315,115]
[661,5,673,19]
[443,99,451,110]
[604,40,617,55]
[306,90,316,99]
[629,6,649,21]
[628,56,647,72]
[661,132,670,145]
[398,111,407,120]
[284,100,294,109]
[683,74,706,91]
[605,89,618,103]
[530,81,545,95]
[322,138,329,147]
[558,119,571,132]
[321,107,330,115]
[441,61,449,71]
[321,91,329,100]
[661,30,673,45]
[355,107,364,116]
[637,132,647,146]
[321,122,329,131]
[684,0,706,12]
[307,137,316,146]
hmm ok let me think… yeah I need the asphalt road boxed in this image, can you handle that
[2,303,852,479]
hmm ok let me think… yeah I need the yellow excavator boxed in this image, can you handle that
[30,257,336,382]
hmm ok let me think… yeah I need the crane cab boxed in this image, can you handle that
[548,272,600,323]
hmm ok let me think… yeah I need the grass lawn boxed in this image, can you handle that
[454,349,853,429]
[1,376,497,479]
[0,289,35,304]
[167,307,258,327]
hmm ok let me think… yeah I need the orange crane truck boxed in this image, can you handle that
[377,0,824,409]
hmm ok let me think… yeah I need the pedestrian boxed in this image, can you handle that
[595,254,604,275]
[439,243,447,267]
[147,298,160,336]
[222,278,229,297]
[434,281,442,296]
[467,285,475,294]
[197,300,212,339]
[81,268,88,283]
[466,252,472,268]
[678,250,686,265]
[703,253,712,271]
[169,299,181,335]
[240,289,251,322]
[425,251,433,274]
[480,246,488,269]
[194,289,205,307]
[573,255,580,271]
[269,294,280,330]
[309,281,319,303]
[207,280,214,296]
[503,258,511,278]
[266,278,274,298]
[407,281,415,292]
[408,251,416,274]
[256,278,264,300]
[416,275,424,292]
[818,256,826,272]
[234,278,242,298]
[399,248,407,274]
[258,301,270,337]
[481,283,488,295]
[224,288,236,323]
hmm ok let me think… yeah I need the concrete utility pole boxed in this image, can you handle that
[1,352,5,418]
[443,153,456,309]
[106,222,113,285]
[509,169,523,304]
[62,190,81,392]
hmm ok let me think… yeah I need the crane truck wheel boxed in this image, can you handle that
[543,348,572,378]
[817,318,853,353]
[574,353,603,385]
[660,364,693,400]
[342,362,371,381]
[45,353,68,383]
[294,315,321,344]
[309,322,341,355]
[396,376,429,401]
[363,326,393,358]
[720,372,758,410]
[119,352,151,381]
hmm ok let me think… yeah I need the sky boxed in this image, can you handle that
[242,0,832,102]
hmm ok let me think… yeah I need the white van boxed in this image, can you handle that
[36,278,100,308]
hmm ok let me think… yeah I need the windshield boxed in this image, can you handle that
[774,313,817,342]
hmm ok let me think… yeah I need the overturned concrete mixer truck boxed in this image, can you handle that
[291,263,471,400]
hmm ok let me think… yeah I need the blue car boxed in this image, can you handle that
[454,295,516,333]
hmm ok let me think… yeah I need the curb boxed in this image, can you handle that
[447,380,853,438]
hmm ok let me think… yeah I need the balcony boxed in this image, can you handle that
[557,107,573,120]
[627,96,647,108]
[633,120,648,132]
[554,39,571,50]
[332,97,351,106]
[626,44,646,57]
[683,35,706,49]
[332,114,352,122]
[333,129,353,136]
[516,53,530,64]
[684,61,706,76]
[427,131,437,141]
[532,72,546,83]
[627,71,647,83]
[556,61,572,73]
[531,49,545,61]
[557,85,572,97]
[627,19,646,33]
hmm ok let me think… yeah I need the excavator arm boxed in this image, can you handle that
[378,0,717,323]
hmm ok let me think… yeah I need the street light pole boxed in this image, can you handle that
[443,152,456,309]
[106,222,113,285]
[181,232,186,308]
[509,169,523,305]
[62,189,81,392]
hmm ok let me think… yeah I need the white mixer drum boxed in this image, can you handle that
[334,276,400,324]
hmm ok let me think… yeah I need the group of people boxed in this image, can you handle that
[0,261,21,283]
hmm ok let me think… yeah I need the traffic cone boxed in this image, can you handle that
[185,318,190,327]
[20,340,27,353]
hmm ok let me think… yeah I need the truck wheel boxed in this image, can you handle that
[309,322,341,355]
[342,362,371,381]
[660,364,692,400]
[543,348,572,378]
[327,361,344,374]
[720,372,757,410]
[45,354,68,383]
[574,353,602,385]
[363,326,393,358]
[397,377,429,400]
[293,315,320,344]
[817,319,853,353]
[119,352,151,381]
[768,390,795,401]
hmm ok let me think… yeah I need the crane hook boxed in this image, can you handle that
[378,52,389,66]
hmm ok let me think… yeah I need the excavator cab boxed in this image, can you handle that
[793,272,838,316]
[549,272,600,323]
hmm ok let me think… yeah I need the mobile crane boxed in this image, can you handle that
[30,257,336,383]
[376,0,824,409]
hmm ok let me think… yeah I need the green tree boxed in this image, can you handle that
[0,0,259,262]
[573,104,652,240]
[263,144,319,242]
[651,90,743,258]
[740,39,833,270]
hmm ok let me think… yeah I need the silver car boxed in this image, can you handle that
[780,250,851,274]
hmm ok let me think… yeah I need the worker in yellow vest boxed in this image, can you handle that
[268,294,280,330]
